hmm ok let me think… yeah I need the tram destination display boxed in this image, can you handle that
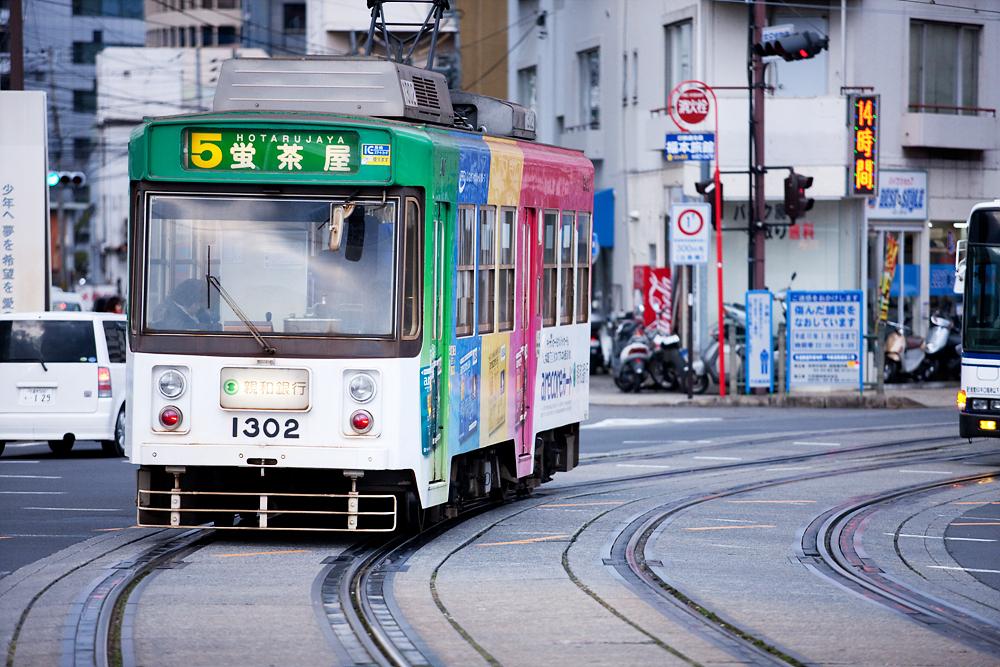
[185,128,368,173]
[786,291,863,392]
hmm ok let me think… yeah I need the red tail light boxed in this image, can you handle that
[159,406,182,429]
[350,410,373,434]
[98,366,112,398]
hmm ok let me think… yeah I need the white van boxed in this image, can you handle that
[0,312,127,456]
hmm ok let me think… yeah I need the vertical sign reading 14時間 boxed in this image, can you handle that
[849,95,879,197]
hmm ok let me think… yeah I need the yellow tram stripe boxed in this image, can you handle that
[951,522,1000,526]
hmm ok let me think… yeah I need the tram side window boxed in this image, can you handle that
[559,211,575,325]
[478,205,496,334]
[402,198,421,339]
[456,205,476,337]
[498,208,516,332]
[542,211,558,327]
[576,212,591,323]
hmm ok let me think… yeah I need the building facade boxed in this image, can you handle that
[507,0,999,345]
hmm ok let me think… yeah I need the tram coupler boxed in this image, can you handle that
[167,466,185,527]
[343,470,364,531]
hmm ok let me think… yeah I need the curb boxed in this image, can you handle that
[589,393,929,409]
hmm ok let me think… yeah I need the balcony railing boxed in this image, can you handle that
[907,103,996,118]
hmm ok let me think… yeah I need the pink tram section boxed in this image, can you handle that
[424,129,594,484]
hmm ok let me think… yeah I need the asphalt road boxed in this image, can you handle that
[0,440,134,577]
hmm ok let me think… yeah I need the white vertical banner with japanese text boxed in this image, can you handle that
[0,92,49,313]
[745,290,774,392]
[786,291,864,392]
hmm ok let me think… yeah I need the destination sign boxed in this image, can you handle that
[185,129,361,174]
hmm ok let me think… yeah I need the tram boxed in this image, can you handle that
[957,200,1000,439]
[125,56,593,531]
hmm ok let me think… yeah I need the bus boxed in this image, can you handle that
[957,201,1000,438]
[125,57,593,531]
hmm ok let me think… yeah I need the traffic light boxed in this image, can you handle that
[784,171,814,223]
[47,171,86,187]
[695,177,724,227]
[754,31,829,62]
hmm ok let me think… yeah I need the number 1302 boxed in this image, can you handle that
[232,417,299,439]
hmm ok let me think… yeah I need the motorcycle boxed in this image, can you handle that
[884,314,961,382]
[647,330,685,391]
[613,320,651,393]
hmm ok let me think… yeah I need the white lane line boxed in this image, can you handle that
[928,565,1000,575]
[616,463,672,470]
[898,469,959,475]
[888,533,996,543]
[0,460,40,464]
[5,442,46,448]
[947,516,1000,522]
[0,491,64,495]
[765,466,814,472]
[2,534,91,538]
[706,543,753,549]
[23,507,122,512]
[791,441,841,447]
[0,474,61,480]
[583,417,723,430]
[711,518,756,524]
[693,456,743,461]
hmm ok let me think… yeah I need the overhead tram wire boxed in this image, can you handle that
[712,0,1000,20]
[464,20,536,90]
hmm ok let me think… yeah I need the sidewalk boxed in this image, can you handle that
[588,373,957,409]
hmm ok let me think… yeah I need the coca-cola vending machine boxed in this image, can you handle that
[632,265,672,334]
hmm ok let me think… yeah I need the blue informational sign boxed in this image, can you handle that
[745,290,774,392]
[787,291,864,392]
[591,231,600,263]
[664,133,715,162]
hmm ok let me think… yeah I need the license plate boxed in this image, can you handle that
[220,367,310,411]
[19,388,54,405]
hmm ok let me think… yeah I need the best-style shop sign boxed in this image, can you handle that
[669,202,710,265]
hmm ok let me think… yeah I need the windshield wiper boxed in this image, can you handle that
[205,274,276,355]
[8,356,48,371]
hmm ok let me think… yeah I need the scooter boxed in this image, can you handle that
[613,322,652,393]
[884,314,961,382]
[647,330,685,391]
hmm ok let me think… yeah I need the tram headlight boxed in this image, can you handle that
[991,400,1000,411]
[158,369,186,399]
[971,398,989,411]
[348,373,376,403]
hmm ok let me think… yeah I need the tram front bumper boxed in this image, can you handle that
[131,442,390,469]
[959,412,1000,438]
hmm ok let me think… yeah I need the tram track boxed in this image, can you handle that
[801,472,1000,655]
[9,426,988,667]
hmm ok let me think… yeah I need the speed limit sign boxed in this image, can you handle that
[670,202,710,265]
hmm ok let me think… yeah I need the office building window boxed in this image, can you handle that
[909,20,980,114]
[73,88,97,113]
[517,66,537,114]
[72,0,142,18]
[665,19,692,98]
[578,47,600,129]
[284,3,306,34]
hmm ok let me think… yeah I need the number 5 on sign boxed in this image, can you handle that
[190,132,223,168]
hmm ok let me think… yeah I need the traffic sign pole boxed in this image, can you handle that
[669,80,725,397]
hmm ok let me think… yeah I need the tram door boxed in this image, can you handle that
[515,208,538,458]
[429,202,448,482]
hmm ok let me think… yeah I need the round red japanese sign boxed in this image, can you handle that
[676,89,710,125]
[676,208,705,236]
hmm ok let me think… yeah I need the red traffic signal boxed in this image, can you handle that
[695,178,724,227]
[754,31,829,62]
[783,172,814,223]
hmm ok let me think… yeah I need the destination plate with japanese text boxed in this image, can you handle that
[185,129,360,174]
[220,367,311,411]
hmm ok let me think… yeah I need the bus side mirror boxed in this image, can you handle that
[328,203,355,251]
[954,239,966,295]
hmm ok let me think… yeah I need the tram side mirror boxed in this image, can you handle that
[328,203,355,252]
[345,207,366,263]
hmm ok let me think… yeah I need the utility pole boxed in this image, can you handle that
[748,0,767,291]
[9,0,23,89]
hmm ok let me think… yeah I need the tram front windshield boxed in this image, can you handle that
[144,195,397,337]
[965,243,1000,354]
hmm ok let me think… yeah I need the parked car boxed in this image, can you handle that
[50,287,84,311]
[0,311,127,457]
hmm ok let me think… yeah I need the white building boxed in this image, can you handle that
[90,47,267,293]
[507,0,999,340]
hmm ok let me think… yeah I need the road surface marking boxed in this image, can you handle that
[0,474,61,479]
[888,533,995,543]
[543,501,624,508]
[706,543,754,549]
[791,441,841,447]
[765,466,814,472]
[898,469,958,475]
[583,417,722,430]
[685,524,776,532]
[23,507,121,512]
[0,460,40,464]
[622,439,713,445]
[616,463,672,470]
[948,516,1000,521]
[953,502,1000,505]
[477,534,570,547]
[215,549,309,558]
[928,565,1000,575]
[0,491,64,495]
[951,522,1000,527]
[710,518,757,524]
[727,500,816,504]
[2,533,91,538]
[693,456,742,461]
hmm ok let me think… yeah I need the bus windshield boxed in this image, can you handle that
[144,195,397,337]
[965,243,1000,354]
